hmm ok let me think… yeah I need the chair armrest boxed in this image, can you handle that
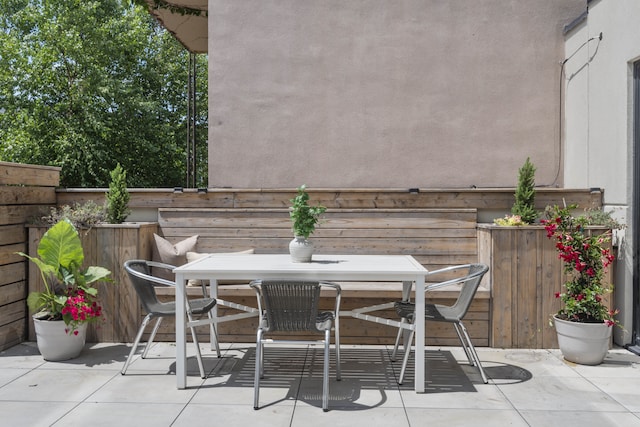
[320,281,342,316]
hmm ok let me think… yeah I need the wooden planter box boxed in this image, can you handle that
[27,223,158,343]
[478,224,613,349]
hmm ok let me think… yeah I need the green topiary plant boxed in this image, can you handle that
[511,157,537,224]
[106,163,131,224]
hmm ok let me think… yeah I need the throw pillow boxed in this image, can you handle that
[152,234,199,280]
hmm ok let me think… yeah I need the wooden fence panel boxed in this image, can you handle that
[479,225,613,349]
[0,162,60,351]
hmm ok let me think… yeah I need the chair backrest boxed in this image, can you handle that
[252,280,324,333]
[448,263,489,319]
[124,259,175,315]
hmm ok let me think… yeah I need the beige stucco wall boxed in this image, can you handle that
[563,0,640,345]
[207,0,584,188]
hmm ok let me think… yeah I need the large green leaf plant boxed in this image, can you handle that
[18,220,111,334]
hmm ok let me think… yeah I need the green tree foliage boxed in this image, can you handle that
[0,0,208,188]
[511,157,537,224]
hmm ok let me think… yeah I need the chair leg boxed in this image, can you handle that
[391,318,408,362]
[142,317,163,359]
[254,329,264,410]
[457,321,488,384]
[207,311,221,357]
[398,328,415,385]
[323,328,330,412]
[333,317,341,381]
[452,323,474,366]
[121,314,153,375]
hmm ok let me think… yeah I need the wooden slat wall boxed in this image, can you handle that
[0,162,60,350]
[152,207,487,345]
[57,187,604,212]
[157,208,479,272]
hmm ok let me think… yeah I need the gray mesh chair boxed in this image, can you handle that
[392,263,490,384]
[122,259,220,378]
[250,279,341,412]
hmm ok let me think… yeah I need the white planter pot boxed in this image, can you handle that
[289,236,314,263]
[553,315,612,365]
[33,317,87,361]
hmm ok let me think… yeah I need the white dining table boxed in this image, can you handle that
[173,253,428,392]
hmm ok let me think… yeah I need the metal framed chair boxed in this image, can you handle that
[392,263,490,384]
[250,279,341,412]
[121,259,220,378]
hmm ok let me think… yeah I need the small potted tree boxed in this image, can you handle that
[19,219,112,361]
[106,163,131,224]
[289,185,326,263]
[494,157,537,225]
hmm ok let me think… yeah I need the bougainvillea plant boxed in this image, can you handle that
[542,205,618,326]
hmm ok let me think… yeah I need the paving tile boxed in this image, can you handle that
[51,402,185,427]
[0,401,78,427]
[292,404,409,426]
[174,403,295,427]
[475,348,580,379]
[0,368,117,402]
[0,342,46,369]
[587,376,640,412]
[87,373,199,404]
[405,408,529,426]
[0,368,32,387]
[497,375,627,412]
[519,410,640,427]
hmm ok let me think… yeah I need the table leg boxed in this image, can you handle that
[175,272,187,389]
[414,275,425,393]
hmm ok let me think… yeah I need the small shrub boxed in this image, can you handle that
[35,201,107,229]
[106,163,131,224]
[511,157,537,224]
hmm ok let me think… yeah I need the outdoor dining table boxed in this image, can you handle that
[173,253,429,392]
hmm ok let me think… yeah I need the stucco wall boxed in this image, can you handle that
[207,0,584,188]
[563,0,640,345]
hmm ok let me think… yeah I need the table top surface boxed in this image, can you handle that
[173,253,427,281]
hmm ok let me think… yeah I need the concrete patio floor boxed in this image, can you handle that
[1,341,640,427]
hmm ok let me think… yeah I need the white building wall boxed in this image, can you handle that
[564,0,640,344]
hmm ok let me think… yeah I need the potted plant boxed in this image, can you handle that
[106,163,131,224]
[542,204,619,364]
[289,184,326,262]
[18,219,112,361]
[494,157,537,226]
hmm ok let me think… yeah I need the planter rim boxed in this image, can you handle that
[553,314,611,327]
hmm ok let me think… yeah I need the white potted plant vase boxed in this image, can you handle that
[289,236,314,263]
[554,316,612,365]
[33,317,88,361]
[289,185,326,263]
